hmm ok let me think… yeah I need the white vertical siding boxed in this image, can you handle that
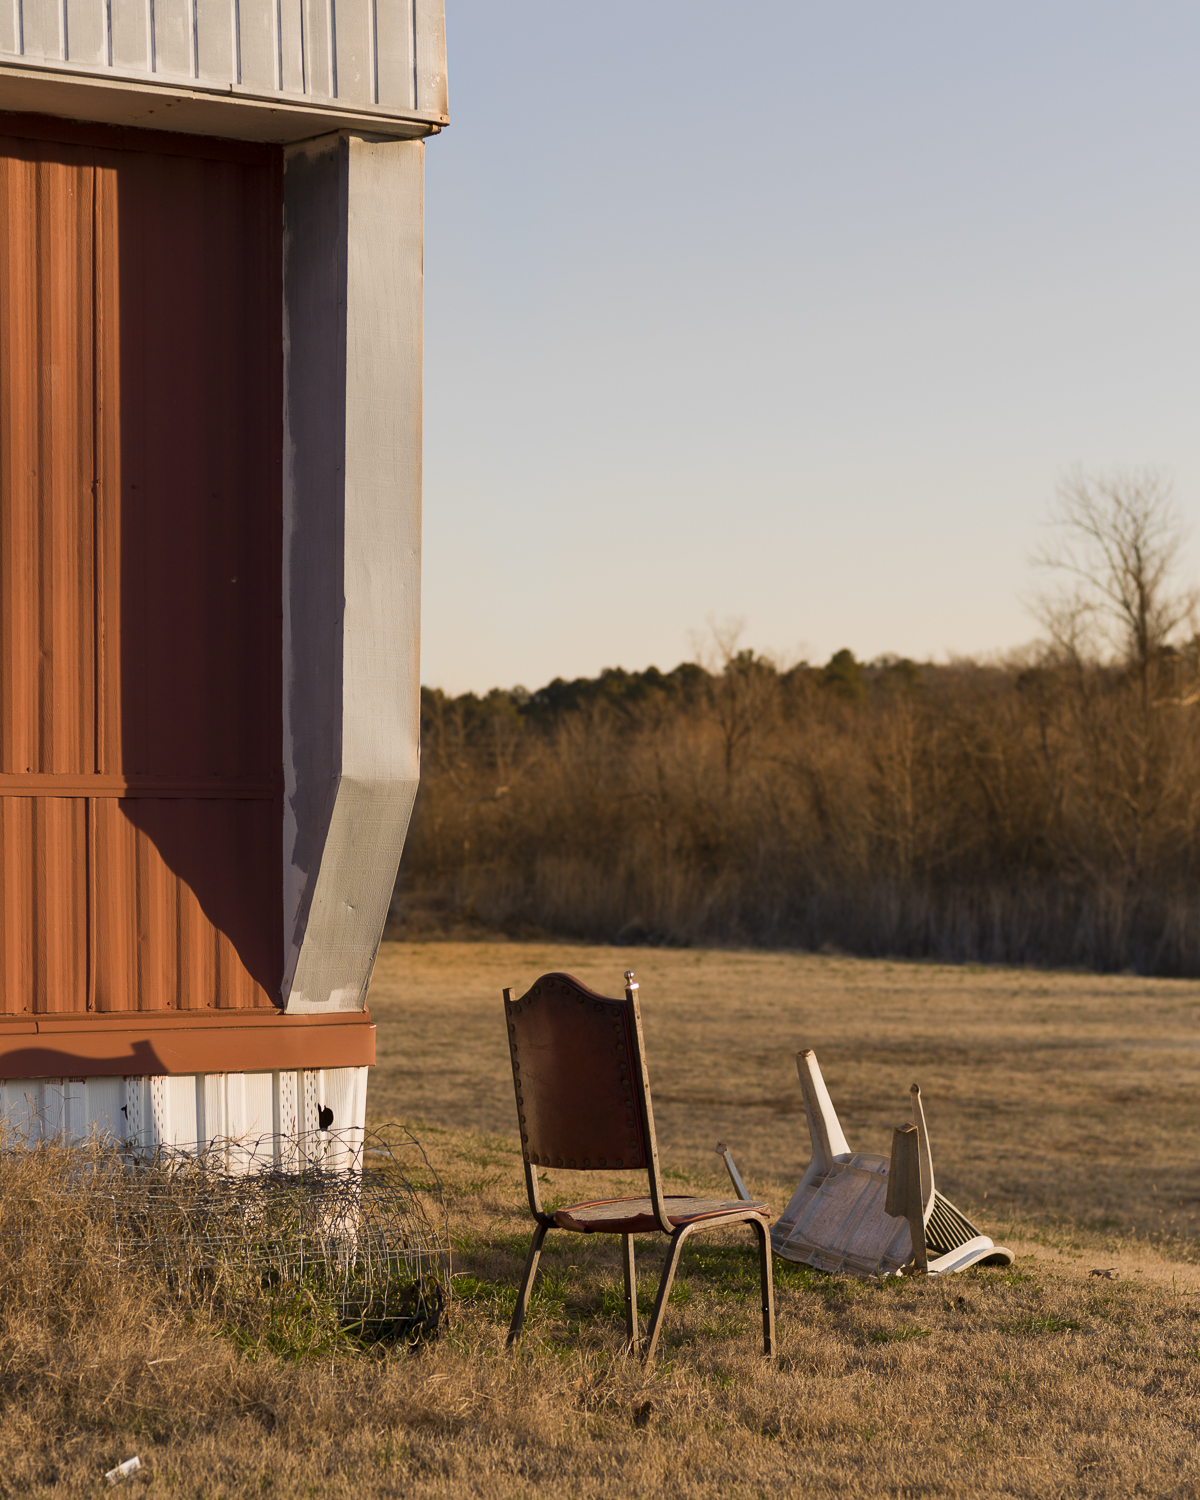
[303,0,332,96]
[19,0,62,61]
[64,0,106,66]
[318,1064,365,1170]
[238,0,276,90]
[0,0,444,120]
[373,0,410,110]
[0,1066,368,1169]
[0,1,16,59]
[81,1075,126,1136]
[279,0,302,93]
[331,0,370,105]
[193,0,233,83]
[152,0,192,77]
[275,1067,298,1137]
[413,0,443,115]
[109,0,148,71]
[302,1066,321,1131]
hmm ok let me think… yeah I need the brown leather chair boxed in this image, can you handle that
[503,969,775,1363]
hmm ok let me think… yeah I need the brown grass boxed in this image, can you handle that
[5,941,1200,1497]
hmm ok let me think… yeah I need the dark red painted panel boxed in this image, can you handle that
[96,145,282,782]
[0,127,283,1018]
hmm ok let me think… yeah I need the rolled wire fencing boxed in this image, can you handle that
[0,1123,451,1348]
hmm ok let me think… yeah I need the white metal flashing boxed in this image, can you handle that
[281,132,422,1013]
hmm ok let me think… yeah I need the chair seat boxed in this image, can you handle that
[552,1195,771,1235]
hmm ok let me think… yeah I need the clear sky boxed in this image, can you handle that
[420,1,1200,695]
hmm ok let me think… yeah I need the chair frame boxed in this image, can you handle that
[504,971,775,1364]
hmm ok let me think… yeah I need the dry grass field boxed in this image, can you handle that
[368,941,1200,1262]
[5,941,1200,1498]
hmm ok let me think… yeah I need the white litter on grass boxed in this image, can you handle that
[769,1050,1014,1278]
[105,1456,142,1485]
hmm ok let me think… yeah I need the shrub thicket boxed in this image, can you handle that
[391,641,1200,974]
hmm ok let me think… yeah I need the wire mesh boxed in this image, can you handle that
[0,1123,451,1346]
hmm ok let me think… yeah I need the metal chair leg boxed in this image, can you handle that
[507,1222,549,1348]
[621,1233,638,1349]
[642,1226,691,1365]
[751,1216,776,1357]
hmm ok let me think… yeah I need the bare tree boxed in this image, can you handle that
[1034,467,1198,711]
[690,618,778,791]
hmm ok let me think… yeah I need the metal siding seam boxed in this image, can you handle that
[226,1069,244,1159]
[0,775,277,794]
[85,797,94,1008]
[87,160,97,1014]
[93,160,112,781]
[12,804,32,1016]
[269,1067,280,1154]
[197,1071,212,1137]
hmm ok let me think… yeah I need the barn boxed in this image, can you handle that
[0,0,445,1154]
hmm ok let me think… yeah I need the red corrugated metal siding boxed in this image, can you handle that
[0,141,94,1014]
[96,147,281,781]
[91,798,276,1012]
[0,798,88,1013]
[0,125,283,1018]
[0,143,95,779]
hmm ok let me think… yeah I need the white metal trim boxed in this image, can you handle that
[0,1066,369,1169]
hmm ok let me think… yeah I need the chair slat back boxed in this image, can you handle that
[505,972,651,1172]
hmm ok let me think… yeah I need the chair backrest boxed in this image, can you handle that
[504,970,660,1181]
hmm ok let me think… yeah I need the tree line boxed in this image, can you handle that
[392,469,1200,974]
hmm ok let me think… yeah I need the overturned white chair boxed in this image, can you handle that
[766,1050,1012,1277]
